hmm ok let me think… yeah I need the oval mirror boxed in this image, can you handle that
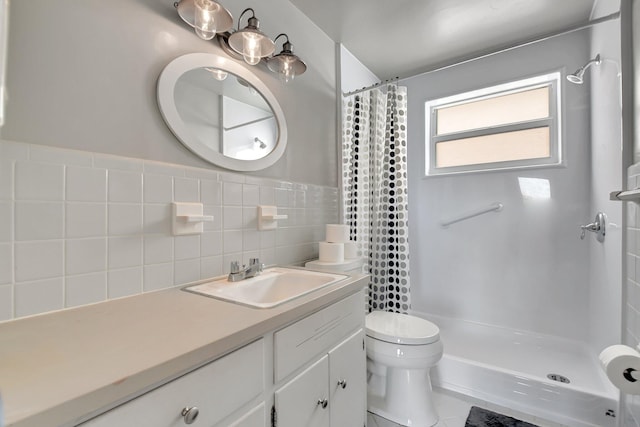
[157,53,287,171]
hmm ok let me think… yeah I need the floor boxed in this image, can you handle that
[366,387,567,427]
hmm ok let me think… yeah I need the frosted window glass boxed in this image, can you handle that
[436,87,550,135]
[435,127,550,168]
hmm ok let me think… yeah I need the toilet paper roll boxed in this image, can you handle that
[319,241,344,263]
[344,241,358,259]
[599,345,640,394]
[326,224,350,243]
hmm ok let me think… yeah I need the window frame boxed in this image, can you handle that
[424,72,562,177]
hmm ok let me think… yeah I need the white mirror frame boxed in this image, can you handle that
[157,53,287,172]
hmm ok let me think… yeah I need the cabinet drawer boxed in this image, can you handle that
[227,403,265,427]
[274,291,364,382]
[81,339,264,426]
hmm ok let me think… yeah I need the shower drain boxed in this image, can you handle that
[547,373,570,383]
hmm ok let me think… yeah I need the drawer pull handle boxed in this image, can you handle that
[317,398,328,409]
[181,406,199,424]
[337,379,347,389]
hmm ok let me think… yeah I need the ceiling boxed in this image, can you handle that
[288,0,596,79]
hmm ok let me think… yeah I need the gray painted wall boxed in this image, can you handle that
[1,0,338,187]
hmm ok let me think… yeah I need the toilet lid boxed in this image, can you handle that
[365,311,440,345]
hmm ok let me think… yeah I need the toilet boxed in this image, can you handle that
[366,311,443,427]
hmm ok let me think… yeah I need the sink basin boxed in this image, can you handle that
[184,267,348,308]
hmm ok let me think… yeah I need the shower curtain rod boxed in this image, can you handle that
[341,10,620,94]
[343,76,400,97]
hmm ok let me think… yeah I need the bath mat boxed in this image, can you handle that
[465,406,539,427]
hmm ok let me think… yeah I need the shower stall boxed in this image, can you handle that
[401,14,625,427]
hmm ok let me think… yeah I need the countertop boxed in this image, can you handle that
[0,270,367,427]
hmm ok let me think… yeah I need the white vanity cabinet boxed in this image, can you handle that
[80,339,265,427]
[273,291,366,427]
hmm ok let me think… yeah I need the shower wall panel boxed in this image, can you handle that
[405,31,592,341]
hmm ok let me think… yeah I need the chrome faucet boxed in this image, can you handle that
[228,258,264,282]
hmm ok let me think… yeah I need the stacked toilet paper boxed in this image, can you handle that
[599,344,640,394]
[319,224,358,263]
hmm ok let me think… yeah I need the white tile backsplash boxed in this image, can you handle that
[174,177,199,202]
[65,272,107,308]
[15,241,63,282]
[223,206,244,230]
[144,174,173,203]
[0,140,338,320]
[174,235,200,261]
[0,284,12,321]
[143,262,173,292]
[66,238,107,275]
[143,204,171,234]
[66,203,107,238]
[200,179,222,205]
[242,184,259,206]
[108,170,143,203]
[66,166,107,202]
[144,235,174,265]
[108,204,143,236]
[223,230,243,253]
[0,201,12,241]
[107,267,143,299]
[223,182,243,205]
[14,278,64,317]
[200,231,222,257]
[15,162,64,201]
[108,236,143,269]
[15,202,64,241]
[0,243,12,285]
[0,160,13,200]
[174,258,200,285]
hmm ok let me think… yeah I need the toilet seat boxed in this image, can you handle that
[366,311,440,345]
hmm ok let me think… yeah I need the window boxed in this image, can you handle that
[425,72,561,176]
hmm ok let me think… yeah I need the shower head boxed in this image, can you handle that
[566,54,601,84]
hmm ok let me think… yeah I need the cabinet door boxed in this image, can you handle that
[275,355,329,427]
[329,329,366,427]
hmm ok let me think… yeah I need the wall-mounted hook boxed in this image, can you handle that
[580,212,606,242]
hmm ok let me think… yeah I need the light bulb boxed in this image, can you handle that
[242,33,262,65]
[279,61,295,84]
[194,0,219,40]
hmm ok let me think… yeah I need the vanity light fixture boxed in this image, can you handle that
[227,8,275,65]
[174,0,233,41]
[266,34,307,83]
[173,3,306,83]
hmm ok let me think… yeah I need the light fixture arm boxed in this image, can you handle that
[273,33,293,53]
[237,8,256,31]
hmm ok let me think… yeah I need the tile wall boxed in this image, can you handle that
[625,163,640,426]
[0,140,338,321]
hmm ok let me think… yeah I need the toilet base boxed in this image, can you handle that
[367,367,439,427]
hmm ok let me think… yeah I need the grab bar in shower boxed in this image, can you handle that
[441,202,504,228]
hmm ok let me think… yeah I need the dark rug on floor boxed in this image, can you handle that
[465,406,539,427]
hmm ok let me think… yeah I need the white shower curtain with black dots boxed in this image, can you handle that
[342,84,411,314]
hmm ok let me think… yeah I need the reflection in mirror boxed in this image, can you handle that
[174,67,277,161]
[157,53,287,172]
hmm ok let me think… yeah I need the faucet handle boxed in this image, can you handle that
[249,258,264,272]
[230,261,241,273]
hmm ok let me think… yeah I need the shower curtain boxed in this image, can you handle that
[342,84,411,314]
